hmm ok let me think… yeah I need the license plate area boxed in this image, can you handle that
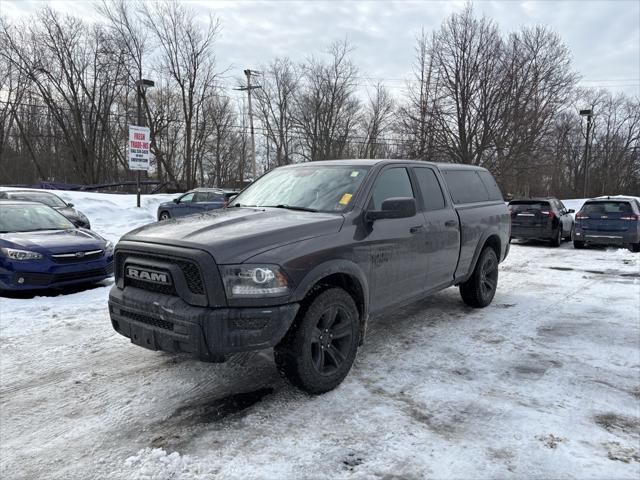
[130,324,157,350]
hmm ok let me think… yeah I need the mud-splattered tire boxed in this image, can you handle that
[274,288,359,394]
[459,247,499,308]
[159,211,171,221]
[573,240,586,249]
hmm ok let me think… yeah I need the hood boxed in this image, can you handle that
[0,229,107,255]
[122,207,344,263]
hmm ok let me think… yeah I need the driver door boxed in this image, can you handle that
[173,192,195,217]
[365,166,430,312]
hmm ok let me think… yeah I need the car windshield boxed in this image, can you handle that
[232,165,370,212]
[0,204,75,233]
[8,192,67,208]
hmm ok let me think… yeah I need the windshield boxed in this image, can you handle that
[0,204,75,233]
[8,192,67,208]
[232,165,370,212]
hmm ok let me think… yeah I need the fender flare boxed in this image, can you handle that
[458,229,502,284]
[289,259,370,340]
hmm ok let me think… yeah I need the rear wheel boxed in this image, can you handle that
[573,240,586,249]
[459,247,499,308]
[159,211,171,221]
[551,226,562,247]
[630,243,640,253]
[274,288,359,394]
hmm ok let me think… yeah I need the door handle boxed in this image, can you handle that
[444,220,457,227]
[410,225,425,234]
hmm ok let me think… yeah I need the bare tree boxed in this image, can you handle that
[359,83,394,159]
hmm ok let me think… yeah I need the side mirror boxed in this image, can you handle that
[67,202,74,208]
[173,198,180,204]
[568,209,575,213]
[365,197,416,222]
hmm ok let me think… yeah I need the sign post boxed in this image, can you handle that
[128,125,151,207]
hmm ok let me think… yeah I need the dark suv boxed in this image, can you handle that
[109,160,510,393]
[157,188,239,220]
[574,197,640,252]
[508,198,574,247]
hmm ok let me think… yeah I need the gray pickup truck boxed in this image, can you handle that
[109,160,510,393]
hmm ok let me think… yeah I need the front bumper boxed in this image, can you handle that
[0,259,113,291]
[108,286,299,362]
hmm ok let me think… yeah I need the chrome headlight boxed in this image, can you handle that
[0,248,43,261]
[220,264,291,298]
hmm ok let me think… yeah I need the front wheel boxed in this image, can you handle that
[459,247,499,308]
[159,211,171,221]
[573,240,586,249]
[274,288,359,394]
[630,243,640,253]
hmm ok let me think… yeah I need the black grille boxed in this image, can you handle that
[116,251,204,295]
[126,278,176,296]
[12,264,113,286]
[120,309,174,331]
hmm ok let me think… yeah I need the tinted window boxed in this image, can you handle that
[414,168,446,211]
[194,191,221,202]
[7,192,67,208]
[370,168,414,210]
[478,171,503,201]
[442,170,489,204]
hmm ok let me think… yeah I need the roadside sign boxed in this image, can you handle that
[128,125,151,171]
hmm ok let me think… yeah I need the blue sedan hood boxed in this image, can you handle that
[0,229,107,255]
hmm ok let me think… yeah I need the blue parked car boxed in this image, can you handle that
[573,196,640,252]
[0,200,114,292]
[157,188,239,220]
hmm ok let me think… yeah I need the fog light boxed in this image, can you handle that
[17,277,25,284]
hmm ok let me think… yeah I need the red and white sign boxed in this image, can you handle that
[128,125,151,171]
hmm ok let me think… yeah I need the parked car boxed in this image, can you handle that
[0,189,91,229]
[109,160,509,393]
[573,197,640,252]
[157,188,239,220]
[508,197,574,247]
[0,200,113,292]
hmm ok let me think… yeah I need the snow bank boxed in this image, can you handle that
[113,449,207,480]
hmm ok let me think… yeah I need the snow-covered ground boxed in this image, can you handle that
[1,191,639,479]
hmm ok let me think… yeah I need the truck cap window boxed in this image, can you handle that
[232,165,370,212]
[369,167,414,210]
[443,170,490,204]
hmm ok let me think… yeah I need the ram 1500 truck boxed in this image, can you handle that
[109,160,510,393]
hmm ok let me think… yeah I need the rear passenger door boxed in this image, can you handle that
[412,167,460,290]
[366,166,430,311]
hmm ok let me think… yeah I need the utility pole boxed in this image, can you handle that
[580,109,593,198]
[235,69,261,181]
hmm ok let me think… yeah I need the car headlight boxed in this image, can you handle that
[0,248,43,261]
[220,264,291,298]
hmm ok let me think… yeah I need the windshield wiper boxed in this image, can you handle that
[266,204,318,212]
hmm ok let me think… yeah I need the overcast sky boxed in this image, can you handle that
[2,0,639,98]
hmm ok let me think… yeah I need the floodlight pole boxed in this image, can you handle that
[235,70,262,181]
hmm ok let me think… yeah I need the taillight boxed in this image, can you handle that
[576,212,589,220]
[620,214,639,221]
[540,210,556,219]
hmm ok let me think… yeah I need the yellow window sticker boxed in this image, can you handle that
[339,193,353,205]
[350,171,359,177]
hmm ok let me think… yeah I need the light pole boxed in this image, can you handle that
[135,78,154,207]
[580,108,592,198]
